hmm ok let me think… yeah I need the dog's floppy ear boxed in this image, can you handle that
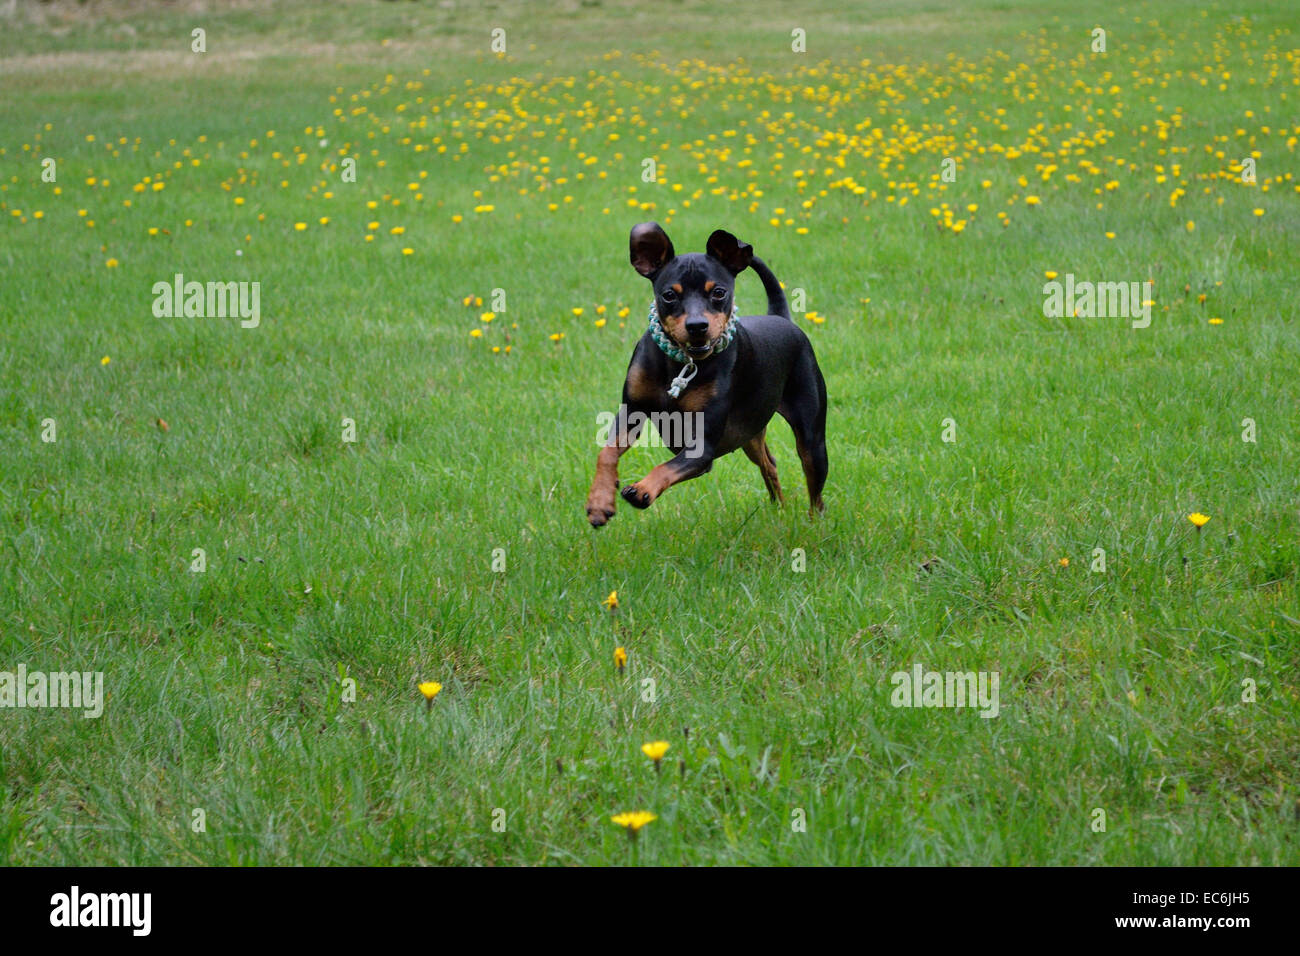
[706,229,753,275]
[630,222,675,278]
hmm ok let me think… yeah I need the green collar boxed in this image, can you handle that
[647,303,738,398]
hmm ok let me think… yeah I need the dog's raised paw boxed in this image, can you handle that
[620,483,653,509]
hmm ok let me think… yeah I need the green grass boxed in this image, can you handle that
[2,0,1298,865]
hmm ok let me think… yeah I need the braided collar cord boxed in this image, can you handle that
[647,303,738,398]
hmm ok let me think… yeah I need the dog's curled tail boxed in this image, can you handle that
[749,256,791,320]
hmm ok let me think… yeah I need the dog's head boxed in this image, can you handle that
[629,222,752,358]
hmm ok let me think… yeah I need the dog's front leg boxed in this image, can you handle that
[620,443,715,510]
[586,405,645,527]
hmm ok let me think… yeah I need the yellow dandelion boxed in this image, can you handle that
[1045,271,1058,280]
[480,312,495,322]
[470,328,483,338]
[1253,208,1264,217]
[595,318,607,328]
[401,247,413,256]
[602,590,618,611]
[610,811,657,833]
[390,226,405,235]
[100,355,111,366]
[1208,317,1223,325]
[614,646,627,673]
[104,258,119,268]
[1187,513,1210,529]
[1058,557,1069,567]
[1025,195,1040,206]
[294,222,307,231]
[641,741,670,763]
[549,332,565,342]
[572,308,584,317]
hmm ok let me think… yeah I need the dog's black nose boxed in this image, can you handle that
[684,317,709,336]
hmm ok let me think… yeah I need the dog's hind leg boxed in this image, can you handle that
[777,352,828,516]
[742,429,784,504]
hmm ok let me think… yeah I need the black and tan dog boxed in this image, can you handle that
[586,222,827,526]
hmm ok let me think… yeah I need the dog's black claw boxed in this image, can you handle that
[621,485,651,509]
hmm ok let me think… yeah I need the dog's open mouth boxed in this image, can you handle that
[685,341,714,356]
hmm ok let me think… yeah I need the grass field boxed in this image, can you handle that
[2,0,1298,865]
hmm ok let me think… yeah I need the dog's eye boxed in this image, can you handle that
[660,289,678,302]
[711,287,728,301]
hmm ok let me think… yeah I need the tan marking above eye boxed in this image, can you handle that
[703,280,716,292]
[671,283,683,293]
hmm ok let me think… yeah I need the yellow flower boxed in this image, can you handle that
[418,681,442,700]
[1185,221,1195,232]
[594,318,607,328]
[1025,195,1040,206]
[614,646,627,673]
[1208,317,1223,325]
[572,308,584,317]
[470,328,483,338]
[1058,557,1069,567]
[294,222,307,231]
[147,227,159,236]
[390,226,405,235]
[1105,231,1116,240]
[401,247,413,256]
[602,590,618,610]
[104,258,118,268]
[1187,513,1210,529]
[319,217,330,226]
[1045,271,1058,280]
[549,332,565,342]
[1253,208,1264,217]
[641,741,669,762]
[100,356,111,366]
[610,811,657,832]
[1197,293,1207,304]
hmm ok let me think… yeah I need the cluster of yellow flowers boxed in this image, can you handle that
[3,16,1291,282]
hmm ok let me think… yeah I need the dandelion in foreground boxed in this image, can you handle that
[614,646,627,674]
[1187,513,1210,530]
[610,811,656,837]
[418,681,442,711]
[602,590,618,612]
[642,741,669,772]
